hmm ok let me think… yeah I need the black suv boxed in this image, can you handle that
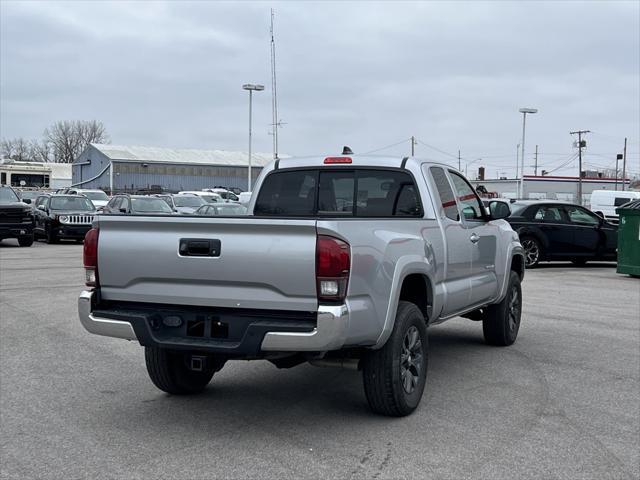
[33,194,96,243]
[0,185,34,247]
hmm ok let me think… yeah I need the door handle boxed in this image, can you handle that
[470,233,480,244]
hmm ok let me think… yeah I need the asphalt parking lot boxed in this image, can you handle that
[1,240,639,480]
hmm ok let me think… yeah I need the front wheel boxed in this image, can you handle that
[18,235,34,247]
[483,271,522,346]
[362,301,428,417]
[520,236,541,268]
[46,227,58,244]
[145,347,215,395]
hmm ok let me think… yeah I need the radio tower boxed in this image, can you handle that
[270,9,281,160]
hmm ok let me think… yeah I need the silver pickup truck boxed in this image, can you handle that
[79,155,525,416]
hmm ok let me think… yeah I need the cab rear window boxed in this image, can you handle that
[254,169,422,218]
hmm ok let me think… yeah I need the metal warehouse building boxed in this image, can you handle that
[71,144,273,193]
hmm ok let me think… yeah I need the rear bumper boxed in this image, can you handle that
[77,291,349,354]
[78,290,137,340]
[261,305,348,352]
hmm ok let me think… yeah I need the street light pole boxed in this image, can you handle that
[518,108,538,199]
[242,83,264,191]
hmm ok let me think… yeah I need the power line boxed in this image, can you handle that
[361,138,412,155]
[414,139,460,160]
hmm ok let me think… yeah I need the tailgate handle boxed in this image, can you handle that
[179,238,221,257]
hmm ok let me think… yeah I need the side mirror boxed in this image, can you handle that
[119,208,127,213]
[461,206,477,220]
[23,198,32,204]
[37,205,46,211]
[488,201,511,220]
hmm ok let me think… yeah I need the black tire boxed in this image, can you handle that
[571,258,588,266]
[362,301,428,417]
[520,236,541,268]
[46,227,58,244]
[483,271,522,346]
[145,347,215,395]
[18,235,34,247]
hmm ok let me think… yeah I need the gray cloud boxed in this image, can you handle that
[1,0,638,177]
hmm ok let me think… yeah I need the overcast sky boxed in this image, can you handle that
[1,0,639,178]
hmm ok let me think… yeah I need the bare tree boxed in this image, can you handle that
[29,139,51,162]
[0,138,32,161]
[45,120,109,163]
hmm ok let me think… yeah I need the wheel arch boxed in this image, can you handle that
[374,259,436,349]
[517,227,548,250]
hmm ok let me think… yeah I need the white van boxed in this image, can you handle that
[590,190,640,223]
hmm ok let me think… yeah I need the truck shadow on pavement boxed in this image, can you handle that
[104,326,506,432]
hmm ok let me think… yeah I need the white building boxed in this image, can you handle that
[0,159,72,189]
[471,175,633,207]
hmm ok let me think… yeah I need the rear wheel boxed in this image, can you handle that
[362,301,428,417]
[520,236,541,268]
[145,347,216,395]
[18,235,34,247]
[483,271,522,346]
[46,227,58,244]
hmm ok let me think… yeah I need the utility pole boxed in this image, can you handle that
[570,130,590,205]
[622,137,628,191]
[411,136,416,156]
[534,144,538,176]
[270,9,280,160]
[458,150,461,171]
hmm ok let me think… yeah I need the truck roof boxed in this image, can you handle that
[274,155,452,171]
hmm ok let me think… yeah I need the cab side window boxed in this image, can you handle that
[430,167,459,221]
[534,206,563,222]
[449,171,485,221]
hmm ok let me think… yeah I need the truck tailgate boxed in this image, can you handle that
[96,216,318,311]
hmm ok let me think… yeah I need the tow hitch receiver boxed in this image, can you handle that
[190,355,206,372]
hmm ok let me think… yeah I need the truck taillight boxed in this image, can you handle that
[83,228,99,287]
[316,235,350,303]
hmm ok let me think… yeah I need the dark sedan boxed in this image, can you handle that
[500,200,617,267]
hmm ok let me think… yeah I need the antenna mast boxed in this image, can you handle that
[270,9,279,160]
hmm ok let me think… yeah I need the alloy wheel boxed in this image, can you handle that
[522,239,539,267]
[508,285,521,332]
[400,325,423,394]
